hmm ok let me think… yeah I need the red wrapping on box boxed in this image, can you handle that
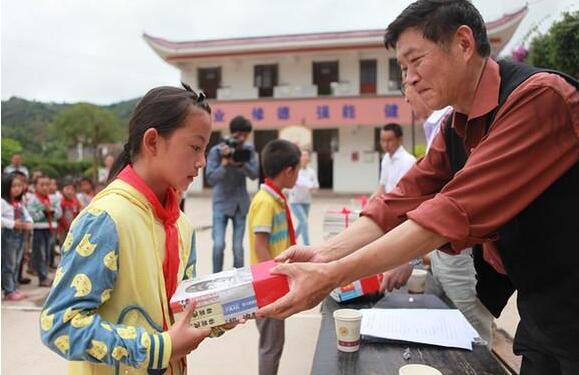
[251,260,290,308]
[359,274,383,293]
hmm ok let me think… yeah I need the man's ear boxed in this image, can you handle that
[454,25,477,61]
[142,128,160,157]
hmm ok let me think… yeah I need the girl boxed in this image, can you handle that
[76,177,95,208]
[40,84,218,375]
[1,173,33,300]
[27,175,62,287]
[289,149,319,246]
[57,177,81,248]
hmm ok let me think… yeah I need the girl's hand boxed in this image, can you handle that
[13,219,24,230]
[168,301,211,360]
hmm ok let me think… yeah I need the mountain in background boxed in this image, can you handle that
[1,96,140,154]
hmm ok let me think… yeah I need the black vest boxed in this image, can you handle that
[444,60,579,357]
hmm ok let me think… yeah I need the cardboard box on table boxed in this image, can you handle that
[324,205,383,303]
[170,260,288,328]
[330,274,384,302]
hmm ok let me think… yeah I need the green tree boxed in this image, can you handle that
[1,138,23,167]
[50,103,121,182]
[527,11,579,77]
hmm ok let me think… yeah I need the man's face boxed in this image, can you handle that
[396,27,463,111]
[380,130,402,155]
[12,154,22,167]
[231,131,250,146]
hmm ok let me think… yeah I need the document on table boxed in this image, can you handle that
[360,309,480,350]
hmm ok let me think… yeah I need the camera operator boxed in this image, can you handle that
[206,115,258,273]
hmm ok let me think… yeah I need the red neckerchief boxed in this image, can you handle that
[12,200,21,220]
[35,192,54,232]
[117,165,180,330]
[263,178,296,246]
[58,196,81,235]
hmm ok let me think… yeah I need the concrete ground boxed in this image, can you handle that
[1,193,520,374]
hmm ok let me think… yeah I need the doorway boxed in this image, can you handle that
[313,61,339,96]
[313,128,338,189]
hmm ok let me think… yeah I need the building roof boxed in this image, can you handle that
[144,5,527,62]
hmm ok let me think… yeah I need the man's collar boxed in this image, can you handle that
[389,145,406,159]
[463,58,500,121]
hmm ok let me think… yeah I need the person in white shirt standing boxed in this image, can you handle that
[289,149,319,246]
[373,123,416,197]
[379,85,494,346]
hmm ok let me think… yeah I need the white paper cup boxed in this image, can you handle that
[333,308,362,352]
[407,269,428,294]
[399,364,443,375]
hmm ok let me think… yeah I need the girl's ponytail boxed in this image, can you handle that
[107,143,131,184]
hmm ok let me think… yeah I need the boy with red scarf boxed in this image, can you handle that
[27,175,62,287]
[57,177,81,248]
[247,139,300,375]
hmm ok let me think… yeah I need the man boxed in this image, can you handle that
[3,153,29,178]
[206,116,259,273]
[381,84,494,346]
[259,1,578,373]
[372,123,416,197]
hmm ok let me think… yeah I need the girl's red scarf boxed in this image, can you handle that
[35,192,54,232]
[12,200,21,221]
[264,178,296,246]
[118,165,181,321]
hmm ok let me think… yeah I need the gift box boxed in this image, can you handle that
[170,260,288,328]
[330,274,384,302]
[322,207,361,240]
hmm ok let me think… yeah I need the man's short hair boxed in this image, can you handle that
[382,123,403,138]
[229,115,253,133]
[384,0,490,58]
[261,139,301,179]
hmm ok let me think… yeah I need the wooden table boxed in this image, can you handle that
[311,291,508,375]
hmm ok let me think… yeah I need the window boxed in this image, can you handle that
[388,58,403,91]
[198,67,221,99]
[254,64,278,98]
[313,61,339,96]
[360,60,377,94]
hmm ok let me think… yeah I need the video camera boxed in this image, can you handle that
[221,136,252,163]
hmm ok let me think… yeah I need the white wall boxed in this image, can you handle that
[179,48,400,99]
[333,126,379,193]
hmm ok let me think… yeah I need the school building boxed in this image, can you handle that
[144,6,527,193]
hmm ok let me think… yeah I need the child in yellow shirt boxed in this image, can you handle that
[247,139,300,375]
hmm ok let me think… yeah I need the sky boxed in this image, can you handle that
[1,0,576,105]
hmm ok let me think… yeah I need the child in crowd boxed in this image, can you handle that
[247,139,300,375]
[49,178,62,201]
[27,175,62,287]
[1,173,33,300]
[289,148,319,246]
[76,177,95,208]
[56,177,81,250]
[40,84,222,374]
[9,171,33,284]
[48,177,62,269]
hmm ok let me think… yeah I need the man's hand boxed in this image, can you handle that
[274,245,330,264]
[257,261,339,320]
[168,301,211,360]
[379,263,413,293]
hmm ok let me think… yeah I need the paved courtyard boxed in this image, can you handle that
[1,193,520,374]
